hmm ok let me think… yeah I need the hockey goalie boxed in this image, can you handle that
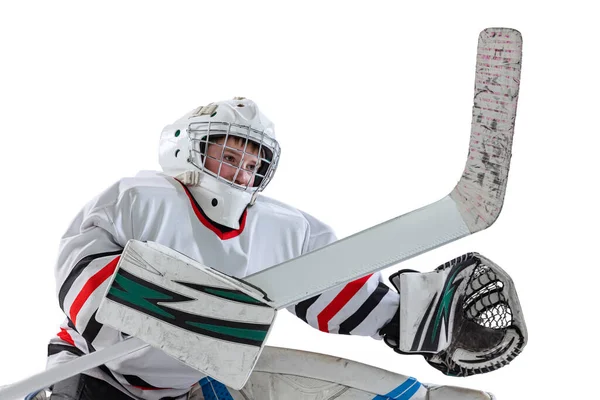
[2,27,527,400]
[23,96,524,400]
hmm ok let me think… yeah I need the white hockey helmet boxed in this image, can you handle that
[159,97,281,229]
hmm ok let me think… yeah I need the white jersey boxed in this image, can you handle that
[48,171,399,400]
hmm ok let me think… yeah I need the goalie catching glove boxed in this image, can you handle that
[379,252,527,376]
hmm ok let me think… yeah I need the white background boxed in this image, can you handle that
[0,1,598,399]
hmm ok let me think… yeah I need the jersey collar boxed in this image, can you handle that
[176,179,247,240]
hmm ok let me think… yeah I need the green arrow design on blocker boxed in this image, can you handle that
[106,269,271,347]
[109,272,181,319]
[204,287,264,305]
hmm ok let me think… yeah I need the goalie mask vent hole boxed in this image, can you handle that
[174,130,180,137]
[174,150,180,157]
[211,198,218,207]
[210,111,217,117]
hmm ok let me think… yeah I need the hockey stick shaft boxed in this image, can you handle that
[248,196,472,309]
[247,27,522,309]
[0,339,146,400]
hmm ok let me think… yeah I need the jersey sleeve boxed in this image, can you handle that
[53,181,130,353]
[286,212,399,339]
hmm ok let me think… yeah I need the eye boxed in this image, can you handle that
[246,164,257,172]
[223,155,237,165]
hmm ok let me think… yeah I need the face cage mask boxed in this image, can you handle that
[187,121,280,194]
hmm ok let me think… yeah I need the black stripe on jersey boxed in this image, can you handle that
[338,282,390,335]
[58,250,123,312]
[294,295,321,323]
[81,311,104,345]
[122,375,162,390]
[48,343,85,358]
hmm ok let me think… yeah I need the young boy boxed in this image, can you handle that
[47,97,399,399]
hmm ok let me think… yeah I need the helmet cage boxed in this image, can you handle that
[187,120,280,194]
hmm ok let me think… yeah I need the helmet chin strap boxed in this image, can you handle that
[249,190,260,206]
[176,171,254,230]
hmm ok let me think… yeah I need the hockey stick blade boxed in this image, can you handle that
[246,27,522,309]
[0,27,521,400]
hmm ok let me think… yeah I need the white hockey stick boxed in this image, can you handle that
[0,27,522,399]
[246,26,522,308]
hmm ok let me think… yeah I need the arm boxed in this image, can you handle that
[287,221,527,377]
[53,183,126,352]
[286,212,399,338]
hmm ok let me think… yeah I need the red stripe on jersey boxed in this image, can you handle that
[69,256,120,326]
[57,328,76,347]
[177,179,247,240]
[317,274,373,332]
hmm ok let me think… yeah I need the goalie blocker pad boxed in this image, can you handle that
[379,253,527,376]
[96,240,276,390]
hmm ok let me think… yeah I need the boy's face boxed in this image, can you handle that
[204,137,261,188]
